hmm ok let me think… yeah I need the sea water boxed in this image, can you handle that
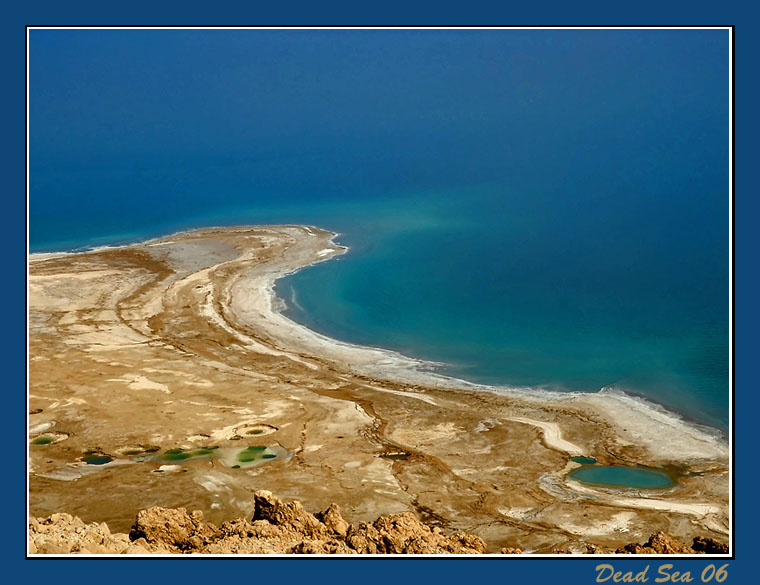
[29,29,729,431]
[276,187,729,430]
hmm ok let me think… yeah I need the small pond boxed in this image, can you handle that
[570,456,597,465]
[82,454,114,465]
[568,465,674,489]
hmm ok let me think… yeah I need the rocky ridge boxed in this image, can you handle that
[28,491,728,555]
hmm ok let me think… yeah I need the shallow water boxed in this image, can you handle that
[83,454,113,465]
[30,30,729,431]
[77,444,287,469]
[146,445,286,468]
[568,465,674,489]
[278,195,729,430]
[571,456,597,465]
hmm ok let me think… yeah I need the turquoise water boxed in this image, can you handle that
[571,456,598,465]
[29,30,729,432]
[276,189,729,430]
[568,465,674,489]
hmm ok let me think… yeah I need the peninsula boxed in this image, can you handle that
[28,226,729,554]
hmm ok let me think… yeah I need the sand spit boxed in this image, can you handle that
[28,225,729,553]
[506,417,584,456]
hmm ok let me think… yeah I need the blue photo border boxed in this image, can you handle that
[7,3,748,583]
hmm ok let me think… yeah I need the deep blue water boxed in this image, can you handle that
[29,29,729,429]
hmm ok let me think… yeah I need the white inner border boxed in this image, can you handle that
[26,25,734,559]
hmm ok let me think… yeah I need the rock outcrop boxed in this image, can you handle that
[129,507,216,552]
[28,491,728,555]
[572,532,729,555]
[692,536,730,554]
[616,531,698,555]
[345,512,485,554]
[29,513,139,554]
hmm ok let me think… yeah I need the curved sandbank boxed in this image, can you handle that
[216,225,728,463]
[28,224,730,552]
[30,223,728,462]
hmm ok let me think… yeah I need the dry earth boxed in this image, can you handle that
[28,225,730,554]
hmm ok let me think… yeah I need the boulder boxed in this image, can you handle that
[346,511,486,554]
[129,507,215,551]
[617,531,696,555]
[316,503,350,537]
[251,490,327,538]
[692,536,729,554]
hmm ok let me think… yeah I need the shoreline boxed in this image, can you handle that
[211,226,729,462]
[30,224,729,459]
[28,224,730,551]
[277,279,729,439]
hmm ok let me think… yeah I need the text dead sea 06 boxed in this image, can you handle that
[595,563,729,583]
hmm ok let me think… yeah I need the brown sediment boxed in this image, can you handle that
[28,225,729,553]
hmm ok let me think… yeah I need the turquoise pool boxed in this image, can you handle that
[568,465,674,489]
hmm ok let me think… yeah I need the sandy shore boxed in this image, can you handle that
[28,225,730,553]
